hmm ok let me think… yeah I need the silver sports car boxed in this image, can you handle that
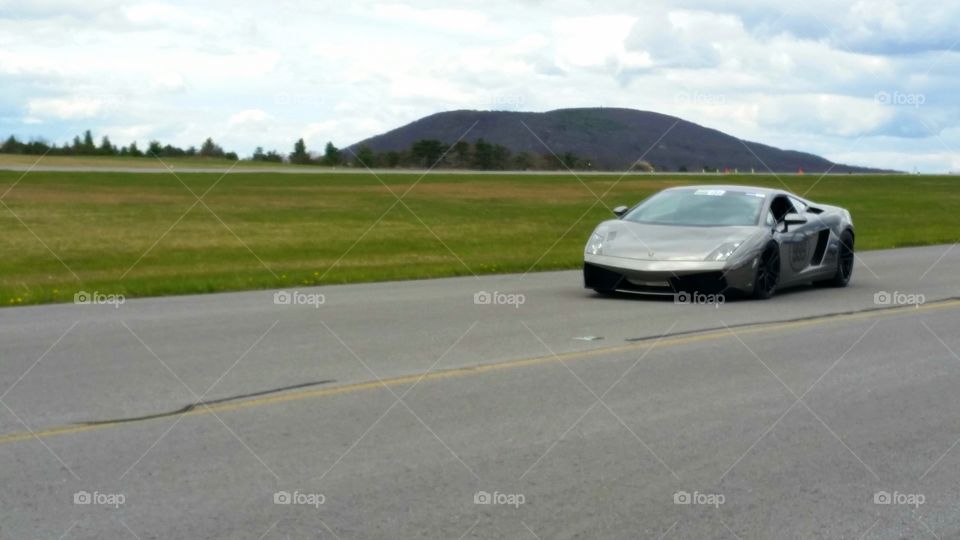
[583,185,855,299]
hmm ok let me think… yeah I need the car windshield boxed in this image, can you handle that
[622,188,766,226]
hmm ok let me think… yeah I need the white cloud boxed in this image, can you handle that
[27,97,103,119]
[1,0,958,170]
[121,2,198,27]
[0,49,64,76]
[227,109,274,130]
[100,123,156,143]
[151,71,185,92]
[754,94,893,137]
[302,117,387,149]
[369,4,492,35]
[553,15,637,72]
[625,9,742,70]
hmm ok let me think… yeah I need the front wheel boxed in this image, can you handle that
[825,230,854,287]
[752,244,780,299]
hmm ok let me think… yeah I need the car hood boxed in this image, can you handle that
[594,220,762,261]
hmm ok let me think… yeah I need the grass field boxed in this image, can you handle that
[1,168,958,306]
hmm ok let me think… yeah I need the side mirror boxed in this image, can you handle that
[784,212,807,225]
[612,205,629,218]
[782,212,807,231]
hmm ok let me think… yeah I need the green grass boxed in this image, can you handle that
[0,170,957,306]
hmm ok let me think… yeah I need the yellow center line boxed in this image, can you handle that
[2,299,958,446]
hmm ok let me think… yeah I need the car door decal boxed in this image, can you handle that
[789,232,809,272]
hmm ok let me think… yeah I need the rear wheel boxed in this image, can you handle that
[825,230,854,287]
[752,244,780,299]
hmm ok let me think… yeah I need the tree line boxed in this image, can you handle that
[267,137,597,170]
[348,138,591,171]
[1,130,604,171]
[1,130,240,161]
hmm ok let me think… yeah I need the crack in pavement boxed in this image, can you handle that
[2,297,959,445]
[623,296,960,343]
[79,379,336,425]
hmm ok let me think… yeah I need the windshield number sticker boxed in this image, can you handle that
[694,189,726,196]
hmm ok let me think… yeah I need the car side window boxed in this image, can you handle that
[769,196,796,223]
[765,210,776,227]
[789,196,808,213]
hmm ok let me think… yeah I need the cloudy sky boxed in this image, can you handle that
[1,0,958,171]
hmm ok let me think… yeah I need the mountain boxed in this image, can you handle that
[349,108,881,173]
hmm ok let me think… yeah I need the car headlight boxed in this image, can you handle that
[707,241,742,262]
[585,232,605,255]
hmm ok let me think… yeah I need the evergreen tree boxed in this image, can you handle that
[81,130,96,154]
[199,137,224,157]
[472,138,494,169]
[452,140,470,166]
[98,136,115,155]
[384,151,401,168]
[353,145,375,167]
[321,142,342,166]
[290,138,311,164]
[410,139,445,167]
[1,135,21,153]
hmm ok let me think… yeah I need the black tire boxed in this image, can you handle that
[825,230,854,287]
[752,243,780,299]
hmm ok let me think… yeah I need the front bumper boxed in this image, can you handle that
[583,253,758,295]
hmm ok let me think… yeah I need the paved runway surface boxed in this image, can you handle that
[0,163,905,176]
[1,244,959,539]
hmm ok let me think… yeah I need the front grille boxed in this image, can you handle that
[669,272,728,295]
[583,263,624,291]
[585,263,728,295]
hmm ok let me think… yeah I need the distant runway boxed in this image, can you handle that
[1,244,958,539]
[0,162,913,175]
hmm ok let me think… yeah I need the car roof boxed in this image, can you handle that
[664,185,786,196]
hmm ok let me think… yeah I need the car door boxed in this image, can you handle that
[769,196,811,285]
[772,196,823,285]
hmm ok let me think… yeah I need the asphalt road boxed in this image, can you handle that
[1,244,959,539]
